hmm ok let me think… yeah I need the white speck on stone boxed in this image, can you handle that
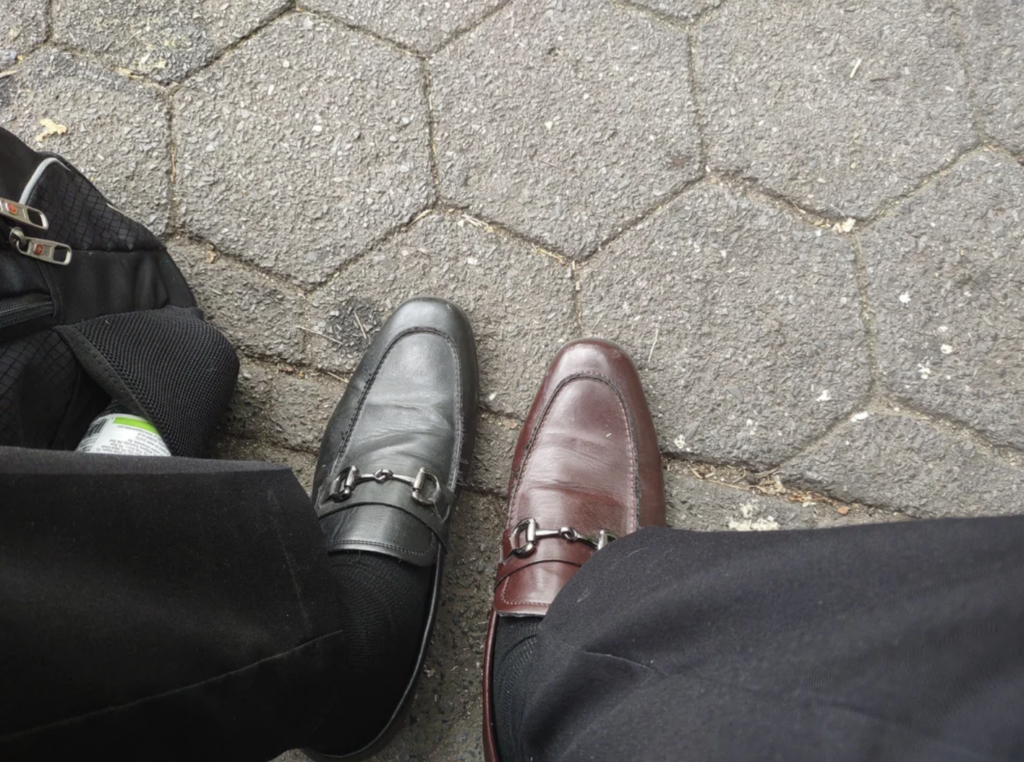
[544,121,553,130]
[673,435,686,449]
[466,257,479,266]
[729,513,780,532]
[816,389,832,402]
[282,60,290,68]
[899,292,911,304]
[850,411,870,422]
[918,364,932,380]
[941,344,953,355]
[487,392,497,402]
[938,325,949,333]
[312,124,322,134]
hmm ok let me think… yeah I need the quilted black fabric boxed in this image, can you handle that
[0,330,78,449]
[0,126,237,455]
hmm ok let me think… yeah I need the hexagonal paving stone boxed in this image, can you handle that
[468,414,519,497]
[580,181,871,469]
[174,14,432,286]
[224,360,346,452]
[861,151,1024,450]
[959,0,1024,154]
[51,0,288,83]
[306,212,577,418]
[210,436,318,494]
[0,50,171,233]
[626,0,720,22]
[695,0,976,219]
[432,0,700,258]
[781,412,1024,520]
[169,240,310,365]
[2,0,48,58]
[304,0,507,54]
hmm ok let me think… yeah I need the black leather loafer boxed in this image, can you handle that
[305,296,478,761]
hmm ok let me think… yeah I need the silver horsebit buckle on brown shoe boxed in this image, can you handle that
[510,517,617,558]
[329,465,443,508]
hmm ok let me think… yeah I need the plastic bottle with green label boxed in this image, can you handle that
[76,404,170,457]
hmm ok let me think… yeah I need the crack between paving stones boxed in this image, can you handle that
[317,206,438,286]
[571,259,585,335]
[660,451,907,521]
[608,0,693,31]
[429,0,518,56]
[827,143,985,232]
[421,58,442,200]
[945,2,988,146]
[167,2,297,85]
[169,230,327,296]
[851,234,881,394]
[431,206,570,266]
[589,174,705,257]
[302,8,422,57]
[873,396,1024,471]
[710,171,852,228]
[686,30,711,174]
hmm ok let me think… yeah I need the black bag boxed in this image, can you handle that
[0,126,238,456]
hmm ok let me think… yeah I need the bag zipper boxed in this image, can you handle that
[0,197,72,266]
[0,197,49,229]
[0,293,53,331]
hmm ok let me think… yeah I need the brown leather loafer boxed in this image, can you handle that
[481,338,666,762]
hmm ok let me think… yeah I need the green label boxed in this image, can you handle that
[114,416,159,435]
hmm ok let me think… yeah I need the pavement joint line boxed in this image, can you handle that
[609,0,694,32]
[168,231,323,297]
[301,7,424,58]
[420,58,443,200]
[850,234,882,395]
[571,260,585,336]
[946,1,988,144]
[430,206,574,267]
[872,398,1024,471]
[589,173,707,257]
[45,0,55,45]
[841,143,986,233]
[308,204,440,291]
[426,0,518,57]
[661,450,897,520]
[151,3,298,87]
[706,172,841,229]
[163,90,179,236]
[686,29,712,173]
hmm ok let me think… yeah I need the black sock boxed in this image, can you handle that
[493,615,544,762]
[306,552,432,754]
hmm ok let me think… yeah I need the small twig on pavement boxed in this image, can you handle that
[353,311,368,343]
[647,326,659,365]
[296,325,343,347]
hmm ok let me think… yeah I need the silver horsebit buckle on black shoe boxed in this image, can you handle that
[329,466,444,508]
[510,517,617,558]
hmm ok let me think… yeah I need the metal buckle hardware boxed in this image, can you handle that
[510,517,617,558]
[8,227,72,266]
[0,198,48,230]
[329,465,444,509]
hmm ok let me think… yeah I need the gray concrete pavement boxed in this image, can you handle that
[2,0,1022,758]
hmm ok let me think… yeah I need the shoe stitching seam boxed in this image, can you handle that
[500,373,635,608]
[507,371,639,538]
[319,325,465,505]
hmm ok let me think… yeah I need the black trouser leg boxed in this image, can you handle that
[0,448,339,761]
[496,518,1024,762]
